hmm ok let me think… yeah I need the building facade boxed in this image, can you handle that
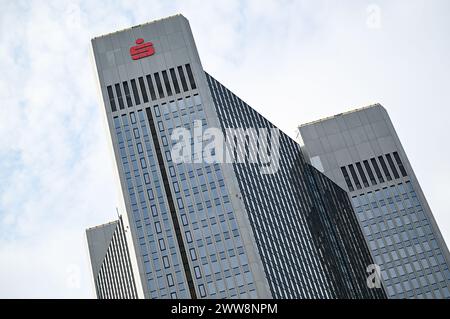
[86,216,140,299]
[87,14,385,299]
[298,104,450,299]
[207,73,383,298]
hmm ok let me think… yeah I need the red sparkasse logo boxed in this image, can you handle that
[130,38,155,60]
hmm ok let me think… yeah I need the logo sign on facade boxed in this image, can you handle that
[130,38,155,60]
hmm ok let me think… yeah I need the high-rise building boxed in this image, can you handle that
[87,14,385,299]
[298,104,450,299]
[86,215,142,299]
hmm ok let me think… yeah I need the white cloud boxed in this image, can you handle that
[0,0,449,297]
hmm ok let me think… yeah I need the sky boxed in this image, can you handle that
[0,0,449,298]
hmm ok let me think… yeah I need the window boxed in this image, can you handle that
[181,214,188,226]
[122,81,133,107]
[198,284,206,297]
[378,156,392,181]
[185,231,193,243]
[130,112,136,124]
[386,154,400,179]
[178,98,185,110]
[151,205,158,217]
[177,66,189,91]
[351,196,360,208]
[186,96,194,108]
[189,248,197,261]
[194,266,202,279]
[356,162,369,187]
[169,100,177,113]
[114,84,124,109]
[393,152,407,177]
[155,221,162,233]
[363,160,377,185]
[154,105,161,117]
[371,158,384,183]
[146,75,157,101]
[363,226,370,236]
[394,283,403,294]
[137,142,143,154]
[162,256,170,268]
[162,70,173,96]
[385,286,395,297]
[348,164,362,190]
[173,181,180,193]
[194,94,201,106]
[154,73,165,98]
[159,238,166,250]
[170,68,181,94]
[167,274,174,287]
[177,198,184,209]
[341,167,354,191]
[107,85,117,112]
[130,79,141,105]
[138,77,149,103]
[185,64,197,89]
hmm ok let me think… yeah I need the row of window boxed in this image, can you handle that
[341,152,407,191]
[96,218,138,299]
[144,105,198,298]
[122,84,236,298]
[207,72,383,299]
[351,181,450,299]
[385,277,450,299]
[114,92,256,298]
[152,95,256,299]
[115,110,187,298]
[106,63,197,112]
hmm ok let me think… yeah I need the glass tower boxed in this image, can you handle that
[207,73,383,298]
[87,14,385,299]
[298,104,450,299]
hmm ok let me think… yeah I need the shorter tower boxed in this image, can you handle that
[86,216,141,299]
[298,104,450,299]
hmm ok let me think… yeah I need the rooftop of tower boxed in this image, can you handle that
[86,219,118,232]
[298,103,385,128]
[91,13,185,40]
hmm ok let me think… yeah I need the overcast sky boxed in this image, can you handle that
[1,0,449,298]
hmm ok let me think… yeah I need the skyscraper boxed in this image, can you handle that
[86,215,142,299]
[298,104,450,299]
[87,14,385,299]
